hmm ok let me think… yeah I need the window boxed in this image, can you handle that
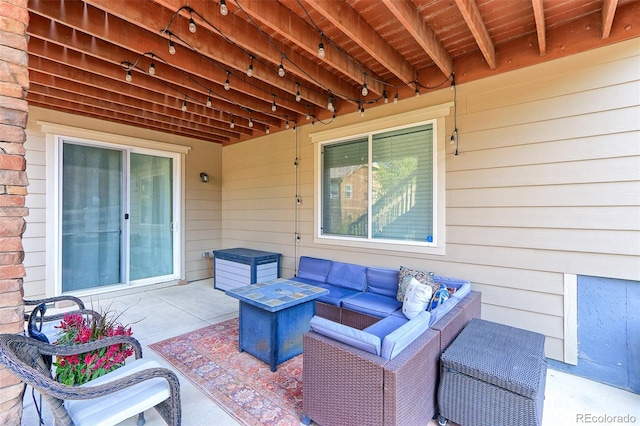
[320,123,435,245]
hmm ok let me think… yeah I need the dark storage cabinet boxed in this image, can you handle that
[213,248,281,291]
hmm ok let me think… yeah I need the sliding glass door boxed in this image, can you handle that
[61,141,178,293]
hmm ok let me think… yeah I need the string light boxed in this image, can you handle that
[182,97,187,112]
[306,105,311,120]
[248,111,254,127]
[383,90,388,104]
[206,90,212,108]
[295,83,301,102]
[277,62,285,78]
[188,17,196,33]
[361,75,368,97]
[219,0,228,16]
[394,90,399,103]
[224,72,230,90]
[271,95,277,112]
[230,116,235,128]
[414,81,420,97]
[318,40,325,59]
[246,55,254,77]
[327,95,335,112]
[266,126,270,134]
[125,69,132,82]
[359,103,365,117]
[148,62,156,75]
[168,39,176,55]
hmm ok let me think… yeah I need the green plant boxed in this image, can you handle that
[53,309,134,386]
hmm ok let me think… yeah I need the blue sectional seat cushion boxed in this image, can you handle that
[380,311,431,360]
[342,292,402,318]
[313,283,361,306]
[326,262,367,292]
[366,267,399,298]
[363,314,408,340]
[297,256,333,283]
[310,316,381,356]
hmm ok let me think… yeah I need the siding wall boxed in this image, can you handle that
[23,107,222,298]
[221,39,640,362]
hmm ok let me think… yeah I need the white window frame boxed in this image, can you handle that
[310,104,451,255]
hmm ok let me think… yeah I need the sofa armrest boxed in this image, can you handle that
[302,331,387,426]
[383,328,441,425]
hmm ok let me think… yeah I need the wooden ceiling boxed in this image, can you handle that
[27,0,639,145]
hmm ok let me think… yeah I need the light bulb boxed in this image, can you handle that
[272,101,277,112]
[295,83,301,102]
[148,63,156,75]
[247,63,253,77]
[189,18,196,33]
[360,105,365,117]
[125,70,132,82]
[361,83,368,97]
[286,120,290,129]
[206,96,212,108]
[278,63,285,78]
[383,90,388,104]
[394,92,399,103]
[168,40,176,55]
[220,0,228,16]
[327,96,334,112]
[230,118,235,129]
[248,118,254,128]
[224,75,230,90]
[317,42,325,59]
[266,126,270,134]
[182,99,187,112]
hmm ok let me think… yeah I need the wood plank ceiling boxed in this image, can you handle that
[27,0,639,145]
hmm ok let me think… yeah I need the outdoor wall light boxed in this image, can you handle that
[200,172,209,183]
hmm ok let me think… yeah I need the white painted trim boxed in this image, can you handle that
[36,121,191,154]
[564,273,578,365]
[309,102,453,143]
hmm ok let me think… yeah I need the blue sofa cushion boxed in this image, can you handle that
[297,256,333,283]
[381,311,431,360]
[310,316,381,356]
[342,292,402,318]
[366,267,399,298]
[363,314,408,340]
[326,262,367,292]
[313,283,361,307]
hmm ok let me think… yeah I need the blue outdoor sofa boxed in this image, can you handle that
[293,256,481,426]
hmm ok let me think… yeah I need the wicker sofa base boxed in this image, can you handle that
[438,318,547,426]
[303,291,481,426]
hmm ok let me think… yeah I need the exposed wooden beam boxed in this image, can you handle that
[602,0,618,39]
[85,0,361,107]
[237,0,386,97]
[531,0,546,55]
[304,0,416,86]
[454,0,497,69]
[26,30,263,131]
[381,0,453,77]
[27,2,296,125]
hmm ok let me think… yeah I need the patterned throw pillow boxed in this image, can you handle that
[396,266,439,302]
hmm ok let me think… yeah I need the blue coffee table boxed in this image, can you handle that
[225,278,329,371]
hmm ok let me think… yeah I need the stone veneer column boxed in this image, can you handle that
[0,0,29,424]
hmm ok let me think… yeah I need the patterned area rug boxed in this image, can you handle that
[149,318,303,426]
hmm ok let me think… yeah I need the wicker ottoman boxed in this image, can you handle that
[437,318,547,426]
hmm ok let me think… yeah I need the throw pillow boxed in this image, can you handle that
[396,266,439,302]
[402,277,433,319]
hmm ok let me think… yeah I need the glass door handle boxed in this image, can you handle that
[170,222,176,231]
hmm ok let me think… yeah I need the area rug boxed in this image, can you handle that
[149,318,303,426]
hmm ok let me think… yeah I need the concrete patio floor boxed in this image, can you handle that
[22,279,640,425]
